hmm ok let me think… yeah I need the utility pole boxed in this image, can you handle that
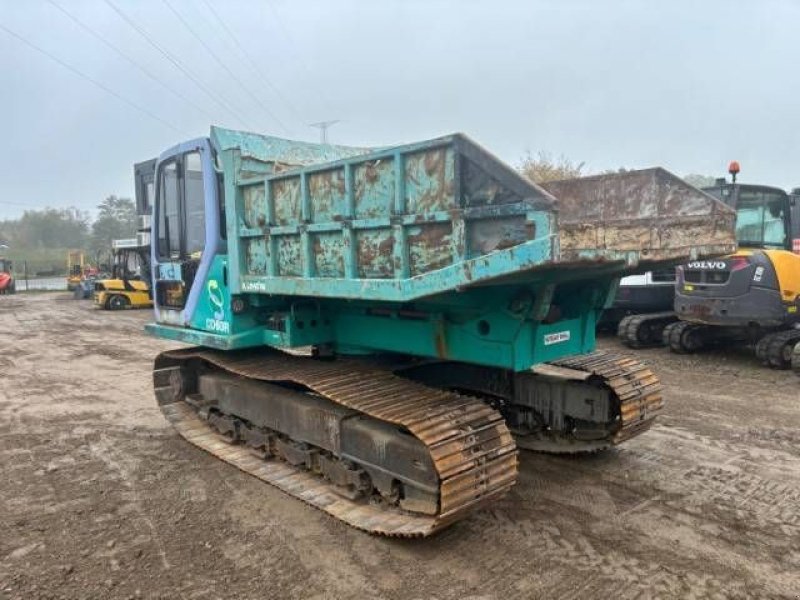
[309,120,340,144]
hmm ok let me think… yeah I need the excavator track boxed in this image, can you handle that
[663,320,707,354]
[617,312,677,348]
[755,329,800,369]
[792,341,800,376]
[153,348,517,537]
[537,351,664,448]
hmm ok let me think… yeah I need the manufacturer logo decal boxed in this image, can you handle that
[544,331,570,345]
[205,279,230,334]
[686,261,726,270]
[753,266,764,282]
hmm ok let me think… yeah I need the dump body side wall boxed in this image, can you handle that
[221,134,558,302]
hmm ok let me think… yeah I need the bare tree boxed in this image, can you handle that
[683,174,717,189]
[518,151,585,184]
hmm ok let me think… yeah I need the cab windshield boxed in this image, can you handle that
[735,190,787,248]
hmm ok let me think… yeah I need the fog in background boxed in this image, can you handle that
[1,0,798,219]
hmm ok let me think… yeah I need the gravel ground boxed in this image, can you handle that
[1,293,798,599]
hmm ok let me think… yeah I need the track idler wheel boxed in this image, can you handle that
[663,321,705,354]
[792,342,800,376]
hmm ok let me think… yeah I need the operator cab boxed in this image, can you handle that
[702,172,792,252]
[149,138,224,327]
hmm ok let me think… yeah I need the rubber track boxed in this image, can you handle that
[154,348,518,537]
[617,312,676,349]
[756,329,800,369]
[547,351,664,444]
[663,320,705,354]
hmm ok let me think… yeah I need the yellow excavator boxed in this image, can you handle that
[93,239,152,310]
[665,162,800,368]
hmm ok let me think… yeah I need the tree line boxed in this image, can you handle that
[0,196,136,254]
[0,196,136,276]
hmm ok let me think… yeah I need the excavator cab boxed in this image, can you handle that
[150,138,223,328]
[702,182,792,251]
[790,188,800,253]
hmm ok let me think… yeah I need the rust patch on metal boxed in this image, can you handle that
[408,223,453,276]
[356,230,395,278]
[309,169,347,223]
[405,148,456,214]
[271,178,302,226]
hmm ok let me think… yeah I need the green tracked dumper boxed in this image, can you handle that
[144,128,735,536]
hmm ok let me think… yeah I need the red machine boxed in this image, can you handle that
[0,258,15,294]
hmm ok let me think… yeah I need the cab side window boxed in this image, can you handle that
[184,152,206,256]
[158,161,180,258]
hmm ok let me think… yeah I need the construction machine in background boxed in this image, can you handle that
[67,250,90,291]
[144,127,735,536]
[664,175,800,367]
[92,159,156,310]
[596,269,676,334]
[616,163,800,356]
[93,238,152,310]
[0,257,15,294]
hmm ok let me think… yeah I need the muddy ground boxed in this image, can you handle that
[0,293,798,599]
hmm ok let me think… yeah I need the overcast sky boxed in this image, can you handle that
[1,0,798,219]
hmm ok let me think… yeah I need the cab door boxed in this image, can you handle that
[151,138,221,326]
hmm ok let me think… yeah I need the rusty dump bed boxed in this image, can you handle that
[217,127,735,303]
[544,169,736,266]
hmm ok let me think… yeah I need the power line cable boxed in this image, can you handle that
[199,0,306,128]
[103,0,253,129]
[161,0,289,134]
[46,0,217,122]
[263,1,336,115]
[0,22,188,136]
